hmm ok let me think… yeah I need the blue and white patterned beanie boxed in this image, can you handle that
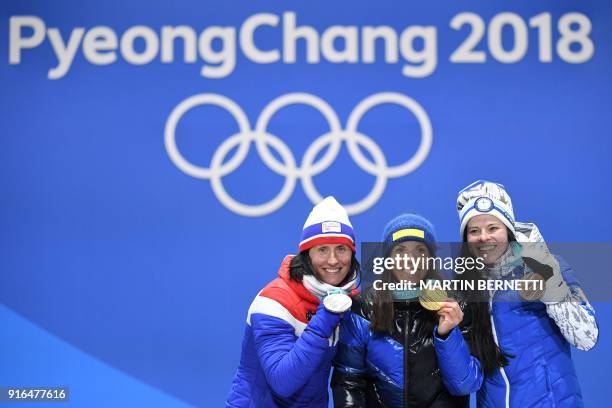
[457,180,516,239]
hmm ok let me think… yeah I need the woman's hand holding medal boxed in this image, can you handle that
[436,299,464,338]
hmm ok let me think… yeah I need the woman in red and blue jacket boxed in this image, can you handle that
[227,197,360,407]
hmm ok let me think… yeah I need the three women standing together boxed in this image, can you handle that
[227,180,598,407]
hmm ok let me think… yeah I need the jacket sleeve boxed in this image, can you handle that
[544,256,599,351]
[433,326,484,396]
[250,305,340,398]
[331,312,370,407]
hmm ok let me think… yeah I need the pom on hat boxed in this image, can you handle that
[299,197,355,253]
[382,213,437,254]
[456,180,515,238]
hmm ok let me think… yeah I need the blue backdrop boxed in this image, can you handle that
[1,1,611,406]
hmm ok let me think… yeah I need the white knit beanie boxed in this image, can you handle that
[299,196,355,252]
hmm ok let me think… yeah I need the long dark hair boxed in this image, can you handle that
[288,250,360,286]
[458,229,515,373]
[369,266,440,336]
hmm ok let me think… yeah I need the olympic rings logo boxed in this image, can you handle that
[164,92,432,217]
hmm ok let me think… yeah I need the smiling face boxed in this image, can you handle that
[389,241,431,283]
[308,244,352,286]
[466,214,510,265]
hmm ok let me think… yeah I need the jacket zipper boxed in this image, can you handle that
[489,295,510,408]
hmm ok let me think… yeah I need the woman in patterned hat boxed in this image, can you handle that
[440,180,599,407]
[226,196,360,408]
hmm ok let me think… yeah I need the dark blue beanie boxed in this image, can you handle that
[382,213,437,254]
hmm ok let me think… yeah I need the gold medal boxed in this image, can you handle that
[419,287,448,311]
[519,272,546,301]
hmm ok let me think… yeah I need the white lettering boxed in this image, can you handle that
[399,26,437,78]
[240,13,280,64]
[9,16,45,64]
[283,12,319,63]
[83,26,118,65]
[362,26,398,63]
[198,26,236,78]
[321,26,358,63]
[47,27,85,79]
[121,25,159,65]
[161,26,197,63]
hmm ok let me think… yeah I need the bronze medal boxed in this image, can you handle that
[519,272,546,301]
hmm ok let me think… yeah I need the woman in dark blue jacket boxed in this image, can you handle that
[332,214,506,407]
[446,180,599,407]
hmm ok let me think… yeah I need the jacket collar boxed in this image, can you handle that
[277,255,359,304]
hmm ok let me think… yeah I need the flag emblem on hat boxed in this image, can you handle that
[322,221,341,233]
[475,197,494,212]
[392,228,425,241]
[299,196,356,252]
